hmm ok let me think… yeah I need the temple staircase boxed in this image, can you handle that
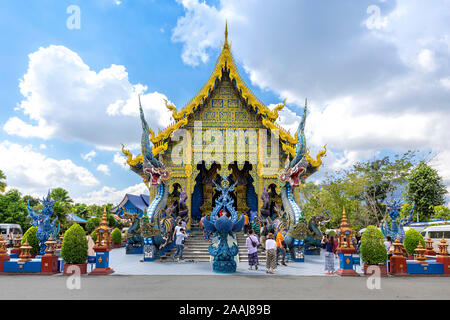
[160,222,211,262]
[160,225,267,263]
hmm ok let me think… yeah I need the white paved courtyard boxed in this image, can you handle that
[107,247,364,276]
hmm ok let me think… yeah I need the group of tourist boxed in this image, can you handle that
[244,217,289,274]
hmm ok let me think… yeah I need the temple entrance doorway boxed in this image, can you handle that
[191,161,256,221]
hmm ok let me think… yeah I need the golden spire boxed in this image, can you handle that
[100,206,109,227]
[225,20,228,43]
[223,20,230,49]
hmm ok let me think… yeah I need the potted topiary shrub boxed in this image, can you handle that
[61,224,88,275]
[111,228,122,248]
[404,228,426,259]
[21,226,40,257]
[360,225,388,276]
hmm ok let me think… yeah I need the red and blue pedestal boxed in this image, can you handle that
[0,253,10,273]
[336,248,359,276]
[436,256,450,275]
[406,260,444,274]
[41,255,59,274]
[389,255,407,275]
[10,248,20,259]
[89,248,114,275]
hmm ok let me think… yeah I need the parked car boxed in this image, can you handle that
[0,224,23,247]
[420,225,450,251]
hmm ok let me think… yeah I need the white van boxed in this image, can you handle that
[0,224,23,247]
[420,225,450,251]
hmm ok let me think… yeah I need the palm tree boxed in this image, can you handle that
[50,188,73,204]
[0,170,6,193]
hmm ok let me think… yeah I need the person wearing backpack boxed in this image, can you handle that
[246,229,260,270]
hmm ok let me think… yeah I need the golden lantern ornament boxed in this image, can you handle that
[19,239,33,262]
[424,236,436,256]
[414,242,427,263]
[44,234,57,256]
[392,236,405,257]
[12,234,21,249]
[437,236,448,257]
[390,236,407,275]
[0,235,8,256]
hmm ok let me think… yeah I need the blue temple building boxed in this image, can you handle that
[112,194,150,218]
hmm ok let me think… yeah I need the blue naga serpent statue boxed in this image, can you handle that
[121,97,172,255]
[27,191,60,256]
[203,178,245,273]
[277,101,325,258]
[381,200,415,242]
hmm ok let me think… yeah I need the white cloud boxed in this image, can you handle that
[0,141,99,196]
[171,0,450,192]
[417,49,437,72]
[4,45,173,150]
[96,164,110,175]
[74,183,148,205]
[81,150,97,162]
[113,152,128,169]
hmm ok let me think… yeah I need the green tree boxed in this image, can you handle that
[405,161,448,221]
[353,151,416,224]
[22,195,40,208]
[51,188,73,204]
[432,206,450,221]
[0,189,31,231]
[86,217,100,234]
[50,188,73,231]
[0,169,6,193]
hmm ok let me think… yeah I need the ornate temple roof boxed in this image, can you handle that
[149,22,298,157]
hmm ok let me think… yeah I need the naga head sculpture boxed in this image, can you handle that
[138,96,171,186]
[279,102,309,187]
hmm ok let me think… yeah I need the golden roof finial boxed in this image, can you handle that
[100,205,109,227]
[225,20,228,44]
[223,20,230,50]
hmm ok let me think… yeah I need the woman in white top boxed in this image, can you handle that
[265,233,277,274]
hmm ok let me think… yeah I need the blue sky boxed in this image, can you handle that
[0,0,449,205]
